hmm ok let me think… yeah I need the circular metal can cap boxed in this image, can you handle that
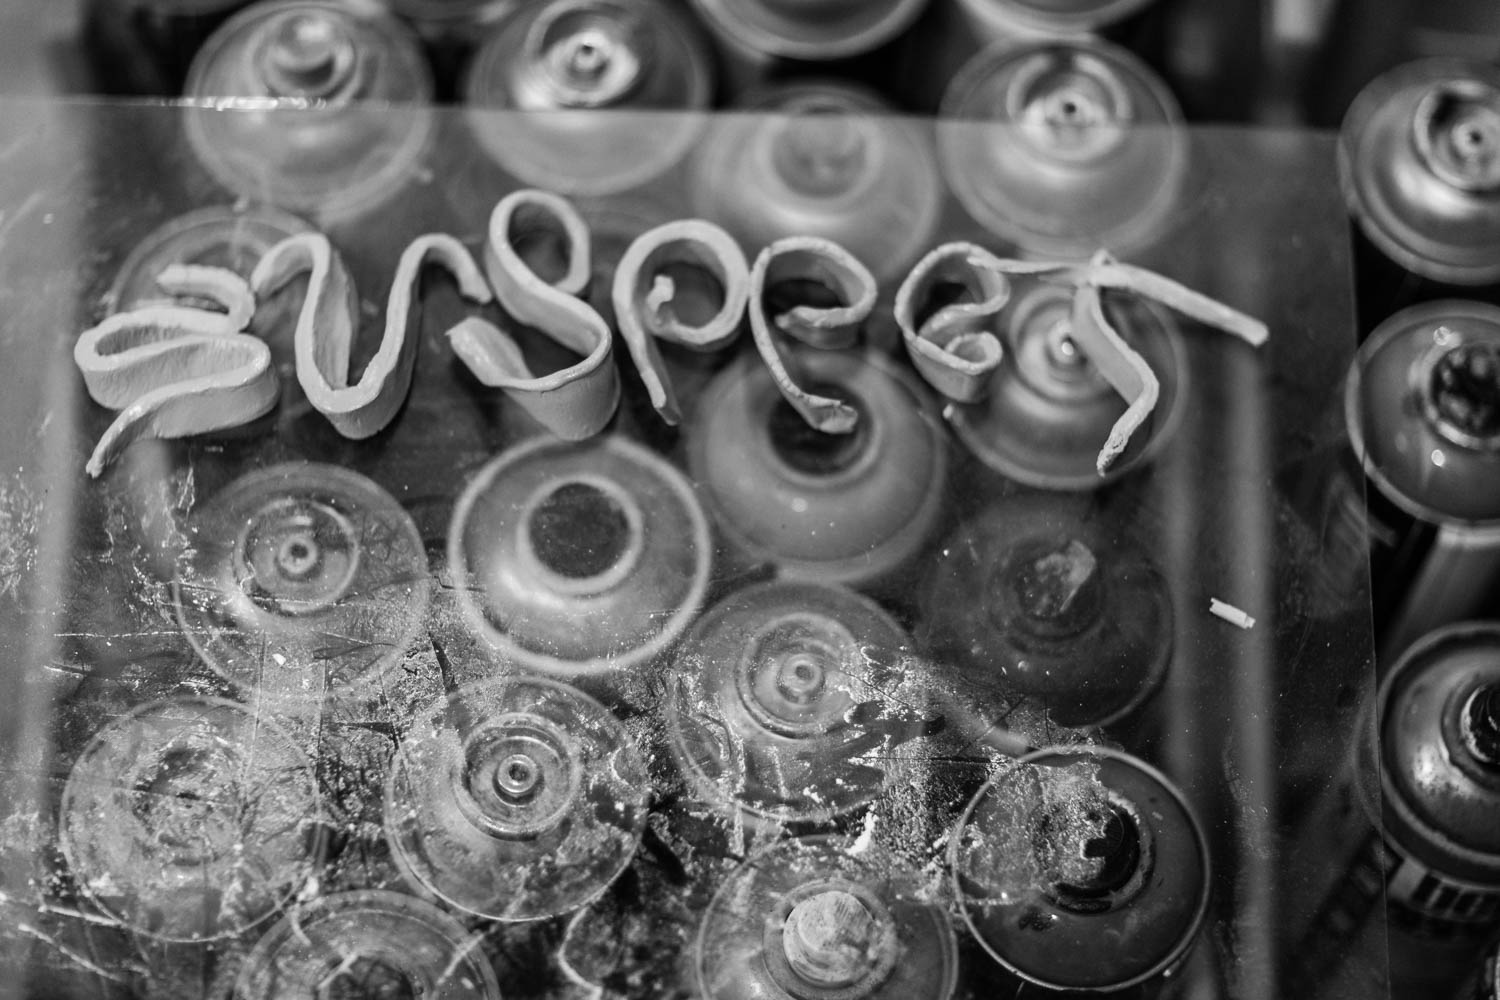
[1379,622,1500,883]
[184,0,435,220]
[951,746,1210,992]
[695,835,959,1000]
[383,676,649,922]
[955,0,1160,36]
[107,205,313,315]
[938,37,1186,259]
[665,581,924,827]
[689,80,942,283]
[173,462,432,705]
[688,346,948,587]
[463,0,713,195]
[58,696,321,943]
[1340,59,1500,286]
[950,277,1187,489]
[448,434,712,677]
[688,0,928,61]
[920,495,1172,728]
[235,889,502,999]
[1347,300,1500,526]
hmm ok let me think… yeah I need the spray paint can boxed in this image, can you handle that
[183,0,435,223]
[1340,60,1500,334]
[1282,622,1500,998]
[919,494,1172,731]
[81,0,253,95]
[688,80,941,285]
[1333,301,1500,662]
[462,0,714,196]
[938,37,1187,260]
[951,745,1210,995]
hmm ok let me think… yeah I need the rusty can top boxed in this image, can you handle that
[1340,60,1500,286]
[695,836,959,1000]
[689,80,942,283]
[688,346,949,587]
[920,494,1172,729]
[448,434,712,677]
[938,37,1185,259]
[955,0,1159,37]
[1347,300,1500,527]
[183,0,434,220]
[1378,622,1500,885]
[952,746,1210,992]
[235,890,503,999]
[463,0,712,195]
[688,0,929,61]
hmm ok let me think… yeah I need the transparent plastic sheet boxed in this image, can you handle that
[0,101,1376,999]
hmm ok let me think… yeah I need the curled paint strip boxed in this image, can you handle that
[612,219,750,424]
[896,247,1269,476]
[893,242,1011,403]
[749,236,878,434]
[448,190,620,440]
[73,267,275,478]
[253,232,492,440]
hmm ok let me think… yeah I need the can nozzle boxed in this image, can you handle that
[1428,335,1500,450]
[259,11,360,100]
[1413,81,1500,194]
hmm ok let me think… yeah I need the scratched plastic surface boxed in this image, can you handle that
[0,102,1374,999]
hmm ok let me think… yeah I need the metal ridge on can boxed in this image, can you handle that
[1340,59,1500,286]
[463,0,713,195]
[1347,300,1500,528]
[687,0,929,62]
[938,36,1187,258]
[183,0,435,220]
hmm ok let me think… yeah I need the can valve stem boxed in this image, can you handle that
[1464,684,1500,766]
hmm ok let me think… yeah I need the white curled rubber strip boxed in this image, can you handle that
[448,189,620,440]
[612,219,750,424]
[897,247,1269,476]
[73,267,275,478]
[749,236,878,434]
[893,242,1011,403]
[254,232,492,440]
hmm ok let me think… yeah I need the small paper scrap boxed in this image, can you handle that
[1209,598,1256,630]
